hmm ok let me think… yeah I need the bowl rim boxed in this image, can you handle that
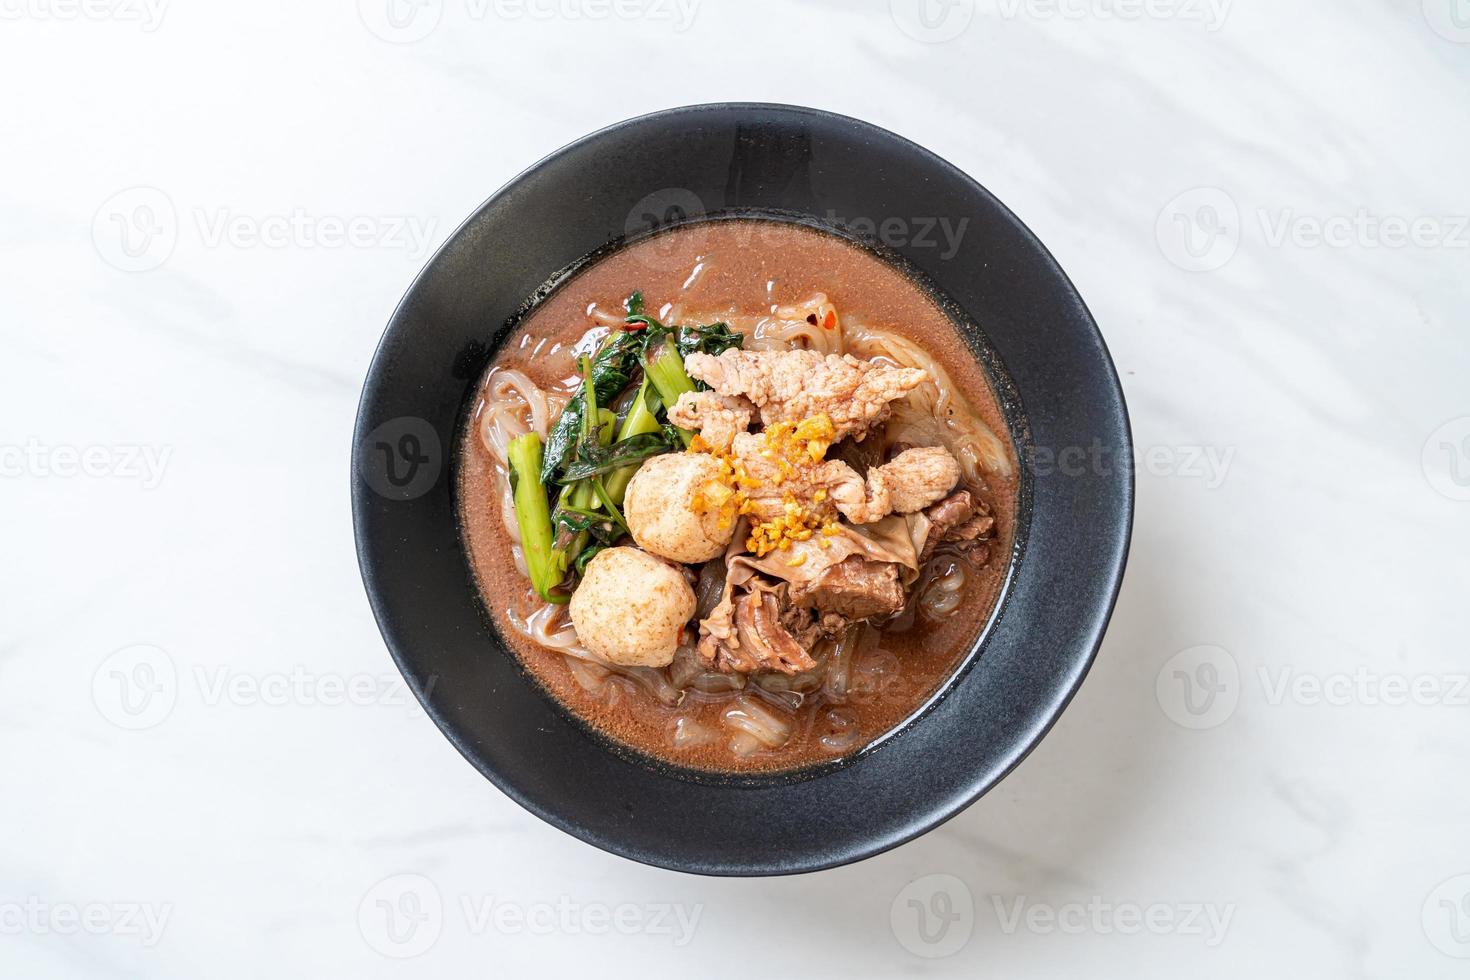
[353,102,1134,875]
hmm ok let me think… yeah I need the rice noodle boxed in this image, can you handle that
[722,694,791,749]
[823,625,863,702]
[507,603,599,662]
[669,645,744,694]
[818,708,861,753]
[727,732,765,758]
[919,557,968,620]
[566,658,611,696]
[672,715,718,749]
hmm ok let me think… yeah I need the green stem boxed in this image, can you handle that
[645,336,696,447]
[603,378,665,503]
[507,434,564,602]
[590,478,631,537]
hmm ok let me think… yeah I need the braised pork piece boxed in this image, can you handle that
[458,221,1017,772]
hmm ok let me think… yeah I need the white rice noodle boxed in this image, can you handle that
[669,645,744,695]
[566,658,611,696]
[818,708,861,754]
[671,715,718,750]
[823,624,863,702]
[722,694,791,750]
[727,732,765,758]
[919,558,967,620]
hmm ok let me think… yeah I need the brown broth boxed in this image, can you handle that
[457,220,1018,773]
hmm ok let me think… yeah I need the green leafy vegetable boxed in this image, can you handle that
[540,332,645,484]
[558,431,677,483]
[672,321,744,360]
[573,544,607,576]
[603,376,665,503]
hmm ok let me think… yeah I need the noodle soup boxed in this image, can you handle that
[458,220,1018,773]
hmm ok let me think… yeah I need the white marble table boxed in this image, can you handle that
[3,1,1468,976]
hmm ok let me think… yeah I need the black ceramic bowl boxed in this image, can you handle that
[353,104,1132,876]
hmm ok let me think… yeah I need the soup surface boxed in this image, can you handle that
[458,220,1018,772]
